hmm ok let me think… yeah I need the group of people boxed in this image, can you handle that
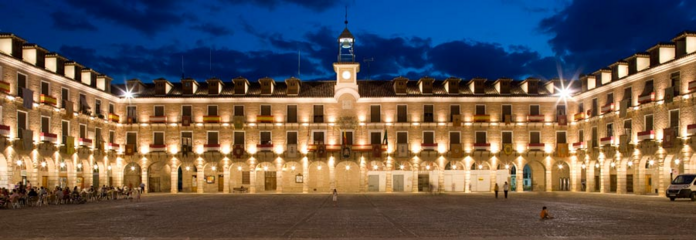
[0,182,145,209]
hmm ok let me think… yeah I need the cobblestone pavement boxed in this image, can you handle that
[2,192,696,239]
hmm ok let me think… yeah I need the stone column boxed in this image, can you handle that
[329,158,336,191]
[411,167,419,193]
[141,166,148,193]
[516,166,524,193]
[223,163,231,194]
[196,166,204,194]
[600,160,611,193]
[464,168,471,193]
[586,163,595,193]
[438,166,445,193]
[30,166,39,188]
[360,158,368,192]
[385,158,393,193]
[302,158,309,193]
[170,168,178,193]
[490,167,497,193]
[276,159,283,194]
[249,162,257,194]
[570,157,579,192]
[616,158,627,194]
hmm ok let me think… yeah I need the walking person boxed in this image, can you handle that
[332,189,338,207]
[503,182,509,199]
[494,183,499,199]
[140,182,145,194]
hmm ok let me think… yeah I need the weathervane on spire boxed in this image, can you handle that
[345,5,348,27]
[338,5,355,62]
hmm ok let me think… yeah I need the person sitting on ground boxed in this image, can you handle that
[540,206,554,220]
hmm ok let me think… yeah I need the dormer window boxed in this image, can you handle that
[443,77,460,95]
[259,77,275,95]
[285,77,301,96]
[521,78,538,94]
[393,77,409,95]
[418,77,434,95]
[181,78,198,95]
[233,77,249,95]
[500,81,510,94]
[206,78,223,95]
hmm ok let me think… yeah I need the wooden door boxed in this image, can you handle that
[264,171,276,191]
[610,175,617,192]
[418,174,429,192]
[626,175,634,193]
[218,174,224,192]
[42,176,48,188]
[646,174,652,193]
[192,175,197,192]
[393,175,404,192]
[368,175,380,192]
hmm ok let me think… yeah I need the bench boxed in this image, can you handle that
[232,187,248,193]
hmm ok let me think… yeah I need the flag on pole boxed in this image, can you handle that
[382,129,388,145]
[343,131,347,146]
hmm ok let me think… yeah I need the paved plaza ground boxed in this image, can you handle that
[1,192,696,239]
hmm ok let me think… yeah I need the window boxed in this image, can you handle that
[61,121,69,144]
[370,131,382,145]
[370,105,381,123]
[153,132,164,145]
[153,106,164,117]
[591,98,598,116]
[423,105,434,122]
[578,130,584,142]
[643,80,654,94]
[234,132,245,145]
[207,105,218,116]
[182,105,192,118]
[242,171,250,184]
[450,105,460,122]
[41,116,50,133]
[502,105,512,121]
[79,93,89,113]
[181,132,193,148]
[95,99,101,115]
[606,93,614,105]
[556,105,566,117]
[260,131,272,144]
[423,131,434,144]
[341,131,353,145]
[17,73,27,96]
[207,131,219,145]
[311,131,325,143]
[529,105,540,115]
[313,105,324,123]
[607,123,613,137]
[79,124,87,139]
[61,88,69,109]
[624,120,632,136]
[578,103,584,113]
[109,103,114,114]
[475,105,486,115]
[475,132,487,144]
[286,105,297,123]
[286,132,298,145]
[41,81,50,96]
[556,132,567,144]
[126,132,137,146]
[591,127,598,148]
[397,132,408,144]
[109,131,115,143]
[623,87,632,103]
[397,105,408,123]
[449,132,460,145]
[671,72,681,95]
[234,106,244,116]
[260,105,271,115]
[669,110,679,129]
[126,106,137,119]
[95,127,101,145]
[17,111,27,137]
[645,115,654,131]
[530,132,540,144]
[502,131,513,144]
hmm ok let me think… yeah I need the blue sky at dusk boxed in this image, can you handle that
[1,0,694,83]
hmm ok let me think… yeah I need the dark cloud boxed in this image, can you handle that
[539,0,696,73]
[61,0,192,35]
[219,0,340,12]
[190,23,233,37]
[50,11,98,31]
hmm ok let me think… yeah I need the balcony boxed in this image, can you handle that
[40,94,57,106]
[351,144,372,152]
[78,138,92,147]
[126,116,137,124]
[203,115,221,123]
[473,143,491,151]
[106,143,119,151]
[527,115,544,122]
[600,136,614,146]
[108,113,120,123]
[0,125,9,137]
[688,124,696,136]
[149,115,167,123]
[600,103,614,114]
[204,144,221,152]
[573,112,585,121]
[572,142,585,150]
[689,81,696,93]
[40,132,58,143]
[637,130,654,141]
[313,115,324,123]
[420,143,438,152]
[257,115,273,123]
[149,144,166,152]
[0,81,9,93]
[527,143,544,151]
[473,115,490,123]
[638,92,655,105]
[256,143,273,152]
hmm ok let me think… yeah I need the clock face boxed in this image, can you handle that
[342,70,351,80]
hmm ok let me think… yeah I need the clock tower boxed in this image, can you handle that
[333,14,360,100]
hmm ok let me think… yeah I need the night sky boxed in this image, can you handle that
[1,0,695,83]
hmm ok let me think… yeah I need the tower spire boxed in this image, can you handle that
[344,6,348,27]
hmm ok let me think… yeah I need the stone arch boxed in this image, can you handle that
[393,161,413,171]
[368,160,386,171]
[658,154,677,196]
[147,160,171,193]
[0,152,8,188]
[228,162,250,192]
[281,161,302,193]
[636,155,656,194]
[522,159,546,192]
[335,161,360,192]
[123,162,142,188]
[308,161,330,193]
[551,160,571,191]
[36,157,56,188]
[253,161,277,192]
